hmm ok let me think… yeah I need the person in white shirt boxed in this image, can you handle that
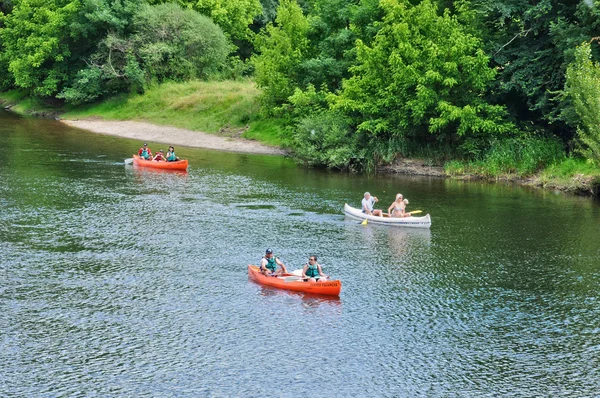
[361,191,383,216]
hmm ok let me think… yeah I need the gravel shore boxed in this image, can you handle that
[61,119,287,156]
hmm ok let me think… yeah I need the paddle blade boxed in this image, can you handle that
[409,210,422,215]
[124,158,134,165]
[284,276,305,282]
[361,218,368,225]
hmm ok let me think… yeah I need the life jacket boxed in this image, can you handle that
[154,153,164,161]
[140,148,151,159]
[265,257,277,272]
[167,151,176,161]
[306,264,319,278]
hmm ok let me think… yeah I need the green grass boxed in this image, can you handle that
[540,157,600,180]
[246,118,287,147]
[0,89,56,114]
[444,136,567,178]
[62,79,285,146]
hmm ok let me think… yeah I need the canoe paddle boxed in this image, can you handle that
[284,276,306,282]
[361,218,368,225]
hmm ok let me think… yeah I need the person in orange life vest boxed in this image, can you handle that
[138,143,152,160]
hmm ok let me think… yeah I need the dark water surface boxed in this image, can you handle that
[1,111,599,397]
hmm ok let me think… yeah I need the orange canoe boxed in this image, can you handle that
[248,265,341,296]
[132,154,188,170]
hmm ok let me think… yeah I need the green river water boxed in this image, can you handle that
[1,111,599,397]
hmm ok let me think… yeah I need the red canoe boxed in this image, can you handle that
[132,154,188,170]
[247,265,342,296]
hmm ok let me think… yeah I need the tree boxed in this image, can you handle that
[252,0,309,110]
[59,3,228,103]
[564,41,600,166]
[335,0,512,164]
[0,0,82,96]
[0,0,147,97]
[149,0,262,42]
[472,0,600,141]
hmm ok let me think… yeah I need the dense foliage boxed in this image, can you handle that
[336,0,513,166]
[564,41,600,167]
[1,0,600,172]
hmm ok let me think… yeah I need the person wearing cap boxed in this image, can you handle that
[361,192,383,216]
[166,146,179,162]
[138,143,152,160]
[302,255,328,282]
[260,249,288,276]
[153,150,166,161]
[387,193,406,217]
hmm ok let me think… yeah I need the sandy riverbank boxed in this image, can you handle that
[60,119,287,156]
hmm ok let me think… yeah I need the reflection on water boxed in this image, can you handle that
[130,163,189,176]
[254,284,343,310]
[2,111,600,397]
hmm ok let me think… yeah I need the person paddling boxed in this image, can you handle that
[362,191,383,216]
[138,143,152,160]
[302,255,328,282]
[260,248,288,276]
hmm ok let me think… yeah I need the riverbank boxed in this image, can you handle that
[2,89,599,197]
[61,119,286,156]
[379,158,599,196]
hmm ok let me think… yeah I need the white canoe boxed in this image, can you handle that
[343,203,432,228]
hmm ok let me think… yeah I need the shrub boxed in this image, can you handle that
[290,111,357,170]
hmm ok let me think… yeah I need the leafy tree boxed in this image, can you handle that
[0,0,147,98]
[193,0,262,42]
[472,0,600,141]
[564,41,600,166]
[149,0,262,42]
[134,3,228,80]
[287,84,358,169]
[295,0,359,93]
[255,0,279,26]
[0,0,82,97]
[59,3,228,103]
[252,0,309,110]
[335,0,512,165]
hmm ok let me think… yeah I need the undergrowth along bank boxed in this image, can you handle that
[1,80,599,196]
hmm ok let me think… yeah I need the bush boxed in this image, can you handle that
[58,3,229,104]
[290,111,357,170]
[564,42,600,166]
[133,3,229,81]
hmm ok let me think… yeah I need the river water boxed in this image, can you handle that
[1,111,599,397]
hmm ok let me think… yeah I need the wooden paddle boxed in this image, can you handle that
[361,218,368,225]
[408,210,422,215]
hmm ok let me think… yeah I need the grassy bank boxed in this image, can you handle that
[63,80,286,147]
[1,80,286,147]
